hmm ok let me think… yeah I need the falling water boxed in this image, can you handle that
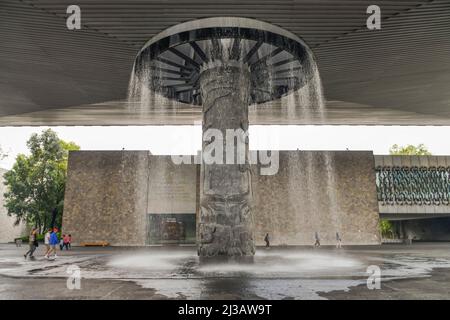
[304,60,342,244]
[280,49,342,245]
[127,60,179,117]
[127,31,341,246]
[309,62,343,243]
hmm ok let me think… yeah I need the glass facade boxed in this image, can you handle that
[147,213,196,244]
[376,166,450,205]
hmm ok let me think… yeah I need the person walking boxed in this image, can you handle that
[68,234,72,249]
[24,228,38,260]
[336,232,342,249]
[264,233,270,248]
[46,228,59,259]
[44,228,52,258]
[314,231,321,247]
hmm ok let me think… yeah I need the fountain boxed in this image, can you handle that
[128,17,324,256]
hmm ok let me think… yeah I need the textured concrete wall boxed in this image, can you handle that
[252,151,381,245]
[147,156,197,214]
[0,168,27,243]
[63,151,149,246]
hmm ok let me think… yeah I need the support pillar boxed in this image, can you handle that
[197,65,255,256]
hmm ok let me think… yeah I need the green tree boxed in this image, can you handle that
[2,129,79,232]
[0,145,7,160]
[389,144,431,155]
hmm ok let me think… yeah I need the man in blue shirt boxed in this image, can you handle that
[46,227,59,259]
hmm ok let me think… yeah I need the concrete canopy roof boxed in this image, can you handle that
[1,0,449,126]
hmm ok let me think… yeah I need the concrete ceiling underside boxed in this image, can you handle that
[1,0,449,126]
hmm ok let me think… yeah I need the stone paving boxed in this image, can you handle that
[1,243,450,299]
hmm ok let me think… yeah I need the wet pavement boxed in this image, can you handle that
[1,243,450,299]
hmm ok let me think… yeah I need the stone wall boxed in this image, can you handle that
[252,151,381,245]
[62,151,149,246]
[63,150,381,246]
[0,168,27,243]
[147,156,197,214]
[146,156,198,244]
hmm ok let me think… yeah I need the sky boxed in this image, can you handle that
[1,125,450,169]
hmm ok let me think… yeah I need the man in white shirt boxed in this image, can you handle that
[44,228,51,259]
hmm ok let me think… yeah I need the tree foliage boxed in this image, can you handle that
[389,144,431,156]
[379,219,394,238]
[2,129,79,232]
[0,145,7,160]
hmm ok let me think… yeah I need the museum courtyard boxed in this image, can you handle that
[1,243,450,300]
[2,0,450,306]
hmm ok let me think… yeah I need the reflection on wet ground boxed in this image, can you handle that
[1,244,450,299]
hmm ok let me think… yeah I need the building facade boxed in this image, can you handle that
[375,155,450,241]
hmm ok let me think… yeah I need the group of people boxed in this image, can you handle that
[264,231,343,248]
[314,231,342,248]
[59,234,72,251]
[23,227,72,260]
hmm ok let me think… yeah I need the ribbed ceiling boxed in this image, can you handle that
[1,0,449,125]
[20,0,429,48]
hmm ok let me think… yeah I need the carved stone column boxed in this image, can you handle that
[197,64,255,256]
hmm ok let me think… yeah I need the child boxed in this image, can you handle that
[63,234,70,250]
[60,235,65,250]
